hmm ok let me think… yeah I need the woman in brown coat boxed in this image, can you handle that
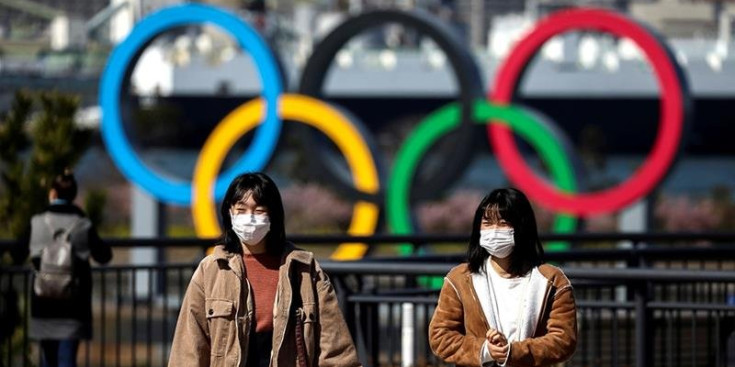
[169,172,360,367]
[429,188,577,367]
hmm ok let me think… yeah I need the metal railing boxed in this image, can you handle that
[1,233,734,367]
[323,262,735,367]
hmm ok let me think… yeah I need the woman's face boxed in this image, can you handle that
[231,192,268,216]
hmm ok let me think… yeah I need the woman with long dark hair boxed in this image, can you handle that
[429,188,577,367]
[169,172,360,367]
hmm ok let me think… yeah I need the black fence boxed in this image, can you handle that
[1,233,735,367]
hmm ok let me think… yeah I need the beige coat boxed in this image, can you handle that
[169,243,360,367]
[429,263,577,367]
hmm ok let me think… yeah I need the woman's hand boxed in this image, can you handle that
[486,329,509,364]
[486,328,507,346]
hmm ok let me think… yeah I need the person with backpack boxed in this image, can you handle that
[21,171,112,367]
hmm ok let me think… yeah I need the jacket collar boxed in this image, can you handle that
[212,241,313,264]
[45,203,85,216]
[211,245,244,279]
[282,242,313,264]
[470,264,550,340]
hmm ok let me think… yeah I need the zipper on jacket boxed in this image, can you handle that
[239,278,253,367]
[294,308,308,367]
[235,279,242,367]
[271,262,293,366]
[232,256,246,367]
[269,276,281,367]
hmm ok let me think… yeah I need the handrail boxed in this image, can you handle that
[1,231,734,250]
[3,261,735,282]
[2,256,734,367]
[320,261,735,282]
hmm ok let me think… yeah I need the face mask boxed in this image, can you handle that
[231,213,271,246]
[479,228,515,258]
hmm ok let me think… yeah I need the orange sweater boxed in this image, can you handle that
[243,253,281,333]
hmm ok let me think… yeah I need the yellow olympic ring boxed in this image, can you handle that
[192,94,380,260]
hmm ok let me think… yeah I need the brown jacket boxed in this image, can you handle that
[428,263,577,367]
[169,243,361,367]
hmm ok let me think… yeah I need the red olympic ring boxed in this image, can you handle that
[488,8,689,216]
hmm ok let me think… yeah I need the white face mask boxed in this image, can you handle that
[230,213,271,246]
[479,228,515,258]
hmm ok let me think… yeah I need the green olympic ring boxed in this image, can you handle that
[387,100,579,255]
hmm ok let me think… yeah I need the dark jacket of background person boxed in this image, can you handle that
[169,242,361,367]
[21,203,112,340]
[428,263,577,367]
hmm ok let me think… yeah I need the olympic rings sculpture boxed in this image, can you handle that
[99,4,690,260]
[100,4,282,205]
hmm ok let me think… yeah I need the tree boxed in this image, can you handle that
[0,91,92,238]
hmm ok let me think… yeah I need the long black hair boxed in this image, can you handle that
[467,188,544,275]
[219,172,286,256]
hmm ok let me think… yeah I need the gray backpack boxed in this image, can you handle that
[33,214,83,299]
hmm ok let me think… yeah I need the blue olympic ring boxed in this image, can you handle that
[99,3,282,205]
